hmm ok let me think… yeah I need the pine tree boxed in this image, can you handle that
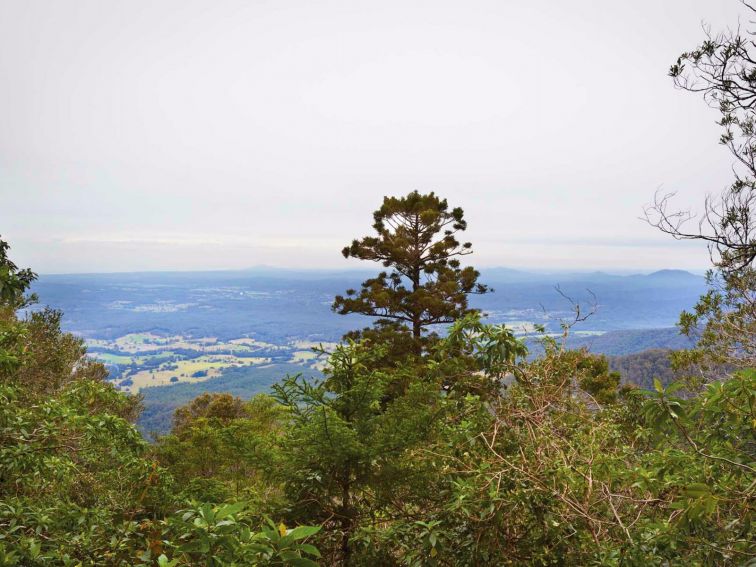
[273,340,442,565]
[333,191,488,353]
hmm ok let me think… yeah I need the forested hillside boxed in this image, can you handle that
[607,349,679,390]
[2,12,756,567]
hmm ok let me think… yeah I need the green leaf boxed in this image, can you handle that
[200,503,215,523]
[286,557,320,567]
[157,555,179,567]
[286,525,321,540]
[216,501,245,520]
[299,543,321,558]
[683,483,711,498]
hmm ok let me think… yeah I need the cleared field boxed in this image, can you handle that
[229,337,283,349]
[91,352,139,365]
[290,350,319,361]
[288,350,328,369]
[119,354,271,392]
[86,333,332,391]
[87,334,283,355]
[88,333,180,353]
[292,340,338,351]
[89,350,180,365]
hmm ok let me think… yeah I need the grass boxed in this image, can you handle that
[85,332,334,395]
[91,352,139,365]
[88,350,181,366]
[87,334,278,355]
[120,354,271,392]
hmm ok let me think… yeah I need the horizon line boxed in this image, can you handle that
[32,265,710,278]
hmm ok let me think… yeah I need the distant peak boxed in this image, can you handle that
[646,269,697,278]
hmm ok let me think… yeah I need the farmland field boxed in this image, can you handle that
[86,332,334,393]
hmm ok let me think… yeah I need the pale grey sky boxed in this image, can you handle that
[0,0,747,273]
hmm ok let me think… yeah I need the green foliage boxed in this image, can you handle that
[355,341,754,565]
[15,308,131,406]
[272,340,445,564]
[0,375,173,564]
[607,348,689,391]
[673,268,756,375]
[147,503,321,566]
[138,363,310,436]
[575,352,622,404]
[437,312,527,396]
[154,393,287,506]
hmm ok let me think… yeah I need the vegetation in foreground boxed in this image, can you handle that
[2,11,756,566]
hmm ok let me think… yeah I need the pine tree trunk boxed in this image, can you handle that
[412,319,422,341]
[411,235,422,351]
[340,471,352,566]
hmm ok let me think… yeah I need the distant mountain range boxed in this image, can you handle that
[479,267,703,283]
[31,266,706,344]
[233,265,704,280]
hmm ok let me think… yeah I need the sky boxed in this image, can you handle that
[0,0,748,274]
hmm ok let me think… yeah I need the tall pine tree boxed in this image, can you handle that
[333,191,488,353]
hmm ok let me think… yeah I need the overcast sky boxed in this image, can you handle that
[0,0,748,273]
